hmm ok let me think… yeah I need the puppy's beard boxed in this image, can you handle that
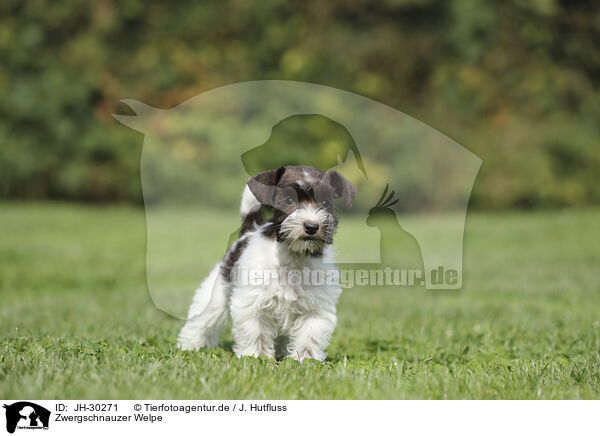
[287,236,325,255]
[279,207,332,255]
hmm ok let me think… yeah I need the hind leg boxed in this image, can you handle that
[177,263,229,350]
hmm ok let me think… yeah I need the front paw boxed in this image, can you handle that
[234,345,275,359]
[177,342,200,351]
[286,348,326,363]
[177,335,219,351]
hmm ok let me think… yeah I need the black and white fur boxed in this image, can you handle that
[177,166,356,362]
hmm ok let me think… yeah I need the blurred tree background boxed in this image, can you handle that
[0,0,598,209]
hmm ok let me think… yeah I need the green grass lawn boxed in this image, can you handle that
[1,202,599,399]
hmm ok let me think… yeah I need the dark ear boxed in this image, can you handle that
[324,170,357,208]
[247,167,286,206]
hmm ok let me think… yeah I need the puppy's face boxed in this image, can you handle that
[272,180,338,255]
[248,166,356,256]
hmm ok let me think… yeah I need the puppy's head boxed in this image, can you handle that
[248,166,356,256]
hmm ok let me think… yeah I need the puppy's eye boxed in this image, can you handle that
[285,198,296,206]
[320,199,330,207]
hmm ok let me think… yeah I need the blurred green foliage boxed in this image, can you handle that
[0,0,599,208]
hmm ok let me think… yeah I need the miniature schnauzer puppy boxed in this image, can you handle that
[177,165,356,362]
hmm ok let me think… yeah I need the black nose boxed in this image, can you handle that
[303,222,319,235]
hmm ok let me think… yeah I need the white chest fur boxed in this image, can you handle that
[231,232,341,334]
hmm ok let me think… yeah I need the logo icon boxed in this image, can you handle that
[3,402,50,434]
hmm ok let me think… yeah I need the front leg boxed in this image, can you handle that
[231,298,277,359]
[287,310,337,363]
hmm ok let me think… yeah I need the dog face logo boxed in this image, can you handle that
[3,402,50,434]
